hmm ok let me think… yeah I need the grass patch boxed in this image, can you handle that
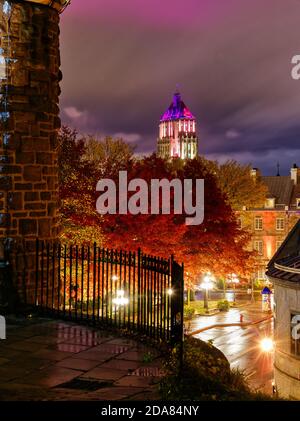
[187,300,219,315]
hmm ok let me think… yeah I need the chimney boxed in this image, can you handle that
[251,168,261,179]
[291,164,300,185]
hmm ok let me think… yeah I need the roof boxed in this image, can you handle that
[267,220,300,283]
[291,184,300,204]
[160,92,195,122]
[261,176,294,206]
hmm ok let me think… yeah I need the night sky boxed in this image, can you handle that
[60,0,300,175]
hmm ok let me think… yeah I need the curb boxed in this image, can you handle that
[188,314,273,336]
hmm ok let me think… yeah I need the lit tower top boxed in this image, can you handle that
[157,90,198,160]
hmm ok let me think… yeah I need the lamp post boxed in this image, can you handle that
[229,274,239,304]
[200,273,214,312]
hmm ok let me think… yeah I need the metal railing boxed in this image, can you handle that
[32,240,184,344]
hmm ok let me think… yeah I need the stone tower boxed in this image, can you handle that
[157,91,198,160]
[0,0,69,307]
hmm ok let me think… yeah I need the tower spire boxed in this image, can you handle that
[157,90,198,160]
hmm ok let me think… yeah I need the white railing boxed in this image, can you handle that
[274,261,300,274]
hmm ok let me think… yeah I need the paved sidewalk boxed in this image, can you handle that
[0,318,165,401]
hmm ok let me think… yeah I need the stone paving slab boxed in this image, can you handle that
[99,359,141,371]
[0,318,166,401]
[81,367,128,381]
[56,357,101,371]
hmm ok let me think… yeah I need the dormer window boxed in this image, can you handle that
[265,197,275,209]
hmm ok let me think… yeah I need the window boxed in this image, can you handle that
[276,240,282,250]
[256,267,266,280]
[254,240,263,255]
[297,199,300,209]
[291,313,300,356]
[237,218,242,229]
[265,198,275,209]
[276,218,285,231]
[254,216,263,230]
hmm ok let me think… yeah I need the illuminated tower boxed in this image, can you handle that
[157,91,198,160]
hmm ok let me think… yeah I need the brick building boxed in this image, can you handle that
[238,165,300,282]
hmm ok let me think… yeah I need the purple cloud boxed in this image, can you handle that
[60,0,300,175]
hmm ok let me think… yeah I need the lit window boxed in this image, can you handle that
[276,218,284,231]
[254,216,263,230]
[276,240,282,250]
[256,267,266,280]
[265,198,275,208]
[296,199,300,209]
[254,240,263,255]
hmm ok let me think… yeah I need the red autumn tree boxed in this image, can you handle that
[58,126,104,244]
[57,127,255,282]
[58,126,136,245]
[99,155,255,281]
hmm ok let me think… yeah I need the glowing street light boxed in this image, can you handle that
[200,273,214,311]
[167,288,173,296]
[112,289,129,306]
[111,275,119,282]
[260,337,274,353]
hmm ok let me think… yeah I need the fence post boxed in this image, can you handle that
[171,260,184,365]
[137,248,141,330]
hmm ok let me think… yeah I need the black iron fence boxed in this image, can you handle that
[32,241,184,344]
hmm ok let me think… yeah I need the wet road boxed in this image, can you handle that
[188,302,274,395]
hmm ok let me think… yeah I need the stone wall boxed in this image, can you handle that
[0,0,61,305]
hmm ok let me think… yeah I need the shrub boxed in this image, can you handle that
[184,305,196,320]
[217,300,230,311]
[159,336,273,401]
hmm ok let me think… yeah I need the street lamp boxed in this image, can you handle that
[229,274,239,304]
[260,337,274,353]
[112,289,129,306]
[200,273,214,312]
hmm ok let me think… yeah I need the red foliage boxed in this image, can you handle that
[99,155,254,280]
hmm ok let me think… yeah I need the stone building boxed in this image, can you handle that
[157,91,198,160]
[267,220,300,399]
[0,0,69,308]
[237,165,300,283]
